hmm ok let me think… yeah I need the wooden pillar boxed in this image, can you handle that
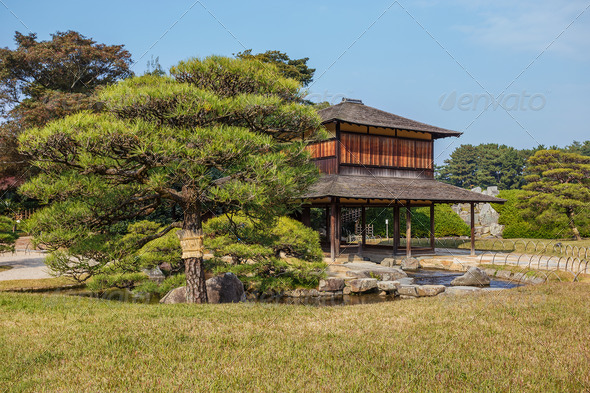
[405,205,412,258]
[330,202,337,262]
[470,202,476,256]
[393,205,400,256]
[430,203,435,251]
[336,204,341,257]
[325,207,330,240]
[360,206,366,255]
[301,207,311,227]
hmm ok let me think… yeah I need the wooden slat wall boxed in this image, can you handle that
[340,133,432,170]
[313,158,338,174]
[306,140,336,159]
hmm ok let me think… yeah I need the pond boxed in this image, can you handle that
[410,269,519,289]
[61,268,520,307]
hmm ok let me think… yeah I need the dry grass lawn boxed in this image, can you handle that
[0,277,80,292]
[1,283,589,392]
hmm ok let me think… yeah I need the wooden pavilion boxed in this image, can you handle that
[300,98,504,261]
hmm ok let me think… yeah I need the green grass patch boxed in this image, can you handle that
[0,283,589,391]
[0,277,82,292]
[0,265,13,273]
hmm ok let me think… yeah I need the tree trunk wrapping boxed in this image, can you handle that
[178,200,208,303]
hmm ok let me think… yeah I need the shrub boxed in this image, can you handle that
[492,190,590,239]
[0,216,18,253]
[204,214,326,291]
[87,272,149,291]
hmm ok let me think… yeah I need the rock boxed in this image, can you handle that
[416,285,446,297]
[393,277,415,287]
[160,286,187,304]
[400,257,421,271]
[471,186,482,194]
[158,262,172,275]
[346,270,370,279]
[308,289,320,297]
[398,285,418,297]
[142,266,165,284]
[444,286,482,295]
[380,258,396,267]
[489,223,504,237]
[377,281,398,292]
[399,295,417,299]
[318,278,345,292]
[483,268,497,277]
[496,270,512,280]
[380,269,407,281]
[206,273,246,303]
[343,287,352,295]
[379,291,387,296]
[347,278,378,293]
[450,267,491,287]
[345,267,407,281]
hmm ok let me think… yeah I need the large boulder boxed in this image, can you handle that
[318,278,345,292]
[206,273,246,303]
[160,286,187,304]
[347,278,378,293]
[450,267,491,287]
[380,258,397,267]
[377,281,398,292]
[160,272,246,304]
[397,285,418,297]
[345,267,407,281]
[444,286,482,295]
[416,285,446,297]
[400,257,421,271]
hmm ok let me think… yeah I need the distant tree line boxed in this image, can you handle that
[437,141,590,190]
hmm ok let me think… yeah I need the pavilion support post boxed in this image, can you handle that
[301,207,311,227]
[393,205,400,256]
[405,205,412,258]
[325,207,330,240]
[430,203,435,252]
[330,202,337,262]
[470,202,476,257]
[336,204,341,257]
[360,206,366,255]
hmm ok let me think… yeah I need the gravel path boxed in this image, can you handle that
[0,251,53,281]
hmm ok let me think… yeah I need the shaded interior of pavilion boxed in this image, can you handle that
[299,198,479,262]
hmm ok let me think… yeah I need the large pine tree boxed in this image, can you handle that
[19,56,324,303]
[521,150,590,241]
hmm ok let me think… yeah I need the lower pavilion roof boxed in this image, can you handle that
[302,175,505,204]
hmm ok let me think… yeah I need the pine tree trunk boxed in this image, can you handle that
[180,203,208,303]
[566,208,583,241]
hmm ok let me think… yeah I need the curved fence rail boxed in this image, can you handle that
[355,237,589,276]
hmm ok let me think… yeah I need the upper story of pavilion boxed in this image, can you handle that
[306,98,461,179]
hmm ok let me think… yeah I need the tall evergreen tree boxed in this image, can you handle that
[0,31,133,182]
[19,56,324,303]
[521,150,590,241]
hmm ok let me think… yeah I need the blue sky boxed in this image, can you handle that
[2,0,589,164]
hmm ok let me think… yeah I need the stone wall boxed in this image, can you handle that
[451,186,504,238]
